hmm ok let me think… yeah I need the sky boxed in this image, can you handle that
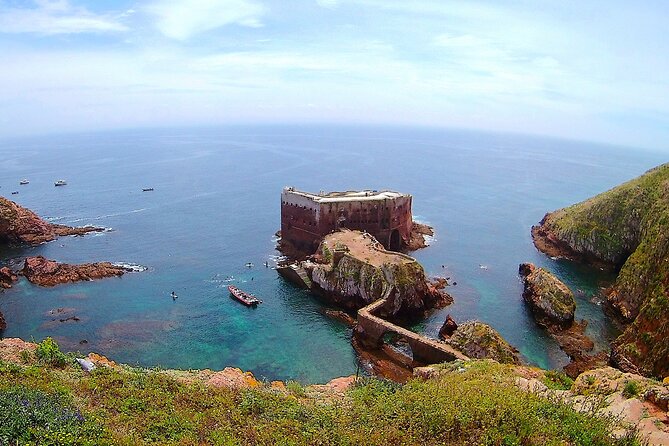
[0,0,668,150]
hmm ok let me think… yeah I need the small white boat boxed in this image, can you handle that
[54,180,67,187]
[19,179,29,185]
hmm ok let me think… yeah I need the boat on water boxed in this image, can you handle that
[54,180,67,187]
[228,285,262,307]
[142,188,154,192]
[19,179,29,185]
[11,191,19,195]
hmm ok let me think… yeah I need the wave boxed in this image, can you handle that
[66,208,148,223]
[112,262,148,272]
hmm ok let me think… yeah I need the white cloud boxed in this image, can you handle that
[0,0,127,34]
[146,0,266,40]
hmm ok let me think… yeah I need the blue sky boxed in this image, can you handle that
[1,0,668,149]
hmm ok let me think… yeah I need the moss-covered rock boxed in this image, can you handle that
[444,321,521,365]
[519,263,575,329]
[308,230,449,319]
[531,163,669,378]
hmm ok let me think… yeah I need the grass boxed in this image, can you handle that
[0,341,646,445]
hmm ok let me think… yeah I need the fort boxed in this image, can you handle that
[280,187,413,254]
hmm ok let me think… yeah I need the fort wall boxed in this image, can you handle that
[280,188,413,253]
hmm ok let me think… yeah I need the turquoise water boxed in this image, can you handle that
[0,126,665,381]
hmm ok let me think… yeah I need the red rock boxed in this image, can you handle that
[438,314,458,339]
[206,367,260,389]
[0,267,17,289]
[0,197,103,246]
[21,256,129,287]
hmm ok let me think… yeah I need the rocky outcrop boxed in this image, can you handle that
[21,256,130,287]
[0,266,17,289]
[0,311,6,330]
[405,222,434,251]
[307,229,450,319]
[519,263,575,328]
[442,321,521,365]
[531,163,669,378]
[0,196,103,245]
[438,314,458,339]
[519,263,605,377]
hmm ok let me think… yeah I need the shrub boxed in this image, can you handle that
[286,380,306,397]
[35,337,68,368]
[623,380,641,398]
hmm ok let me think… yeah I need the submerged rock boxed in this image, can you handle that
[519,263,575,329]
[323,309,357,328]
[0,196,103,245]
[21,256,131,287]
[444,321,521,365]
[531,163,669,378]
[0,311,5,330]
[307,229,450,319]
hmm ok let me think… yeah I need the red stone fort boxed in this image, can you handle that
[280,187,413,253]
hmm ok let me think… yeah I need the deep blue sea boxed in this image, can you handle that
[0,126,665,383]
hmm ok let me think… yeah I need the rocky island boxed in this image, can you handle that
[532,163,669,378]
[277,187,518,378]
[519,263,607,376]
[307,229,450,318]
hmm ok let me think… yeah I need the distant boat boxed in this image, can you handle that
[19,179,29,185]
[11,191,19,195]
[228,285,262,307]
[54,180,67,187]
[142,188,154,192]
[245,262,254,268]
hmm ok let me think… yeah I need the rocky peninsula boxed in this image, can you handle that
[0,196,103,245]
[532,163,669,378]
[20,256,131,287]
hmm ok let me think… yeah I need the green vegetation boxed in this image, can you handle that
[35,337,68,368]
[537,163,669,378]
[0,343,643,445]
[542,370,574,391]
[623,380,641,399]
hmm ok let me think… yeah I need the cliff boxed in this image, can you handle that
[532,163,669,378]
[307,229,449,319]
[0,196,102,245]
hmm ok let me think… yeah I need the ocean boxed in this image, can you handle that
[0,125,665,383]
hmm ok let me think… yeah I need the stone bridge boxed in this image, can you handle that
[357,298,469,365]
